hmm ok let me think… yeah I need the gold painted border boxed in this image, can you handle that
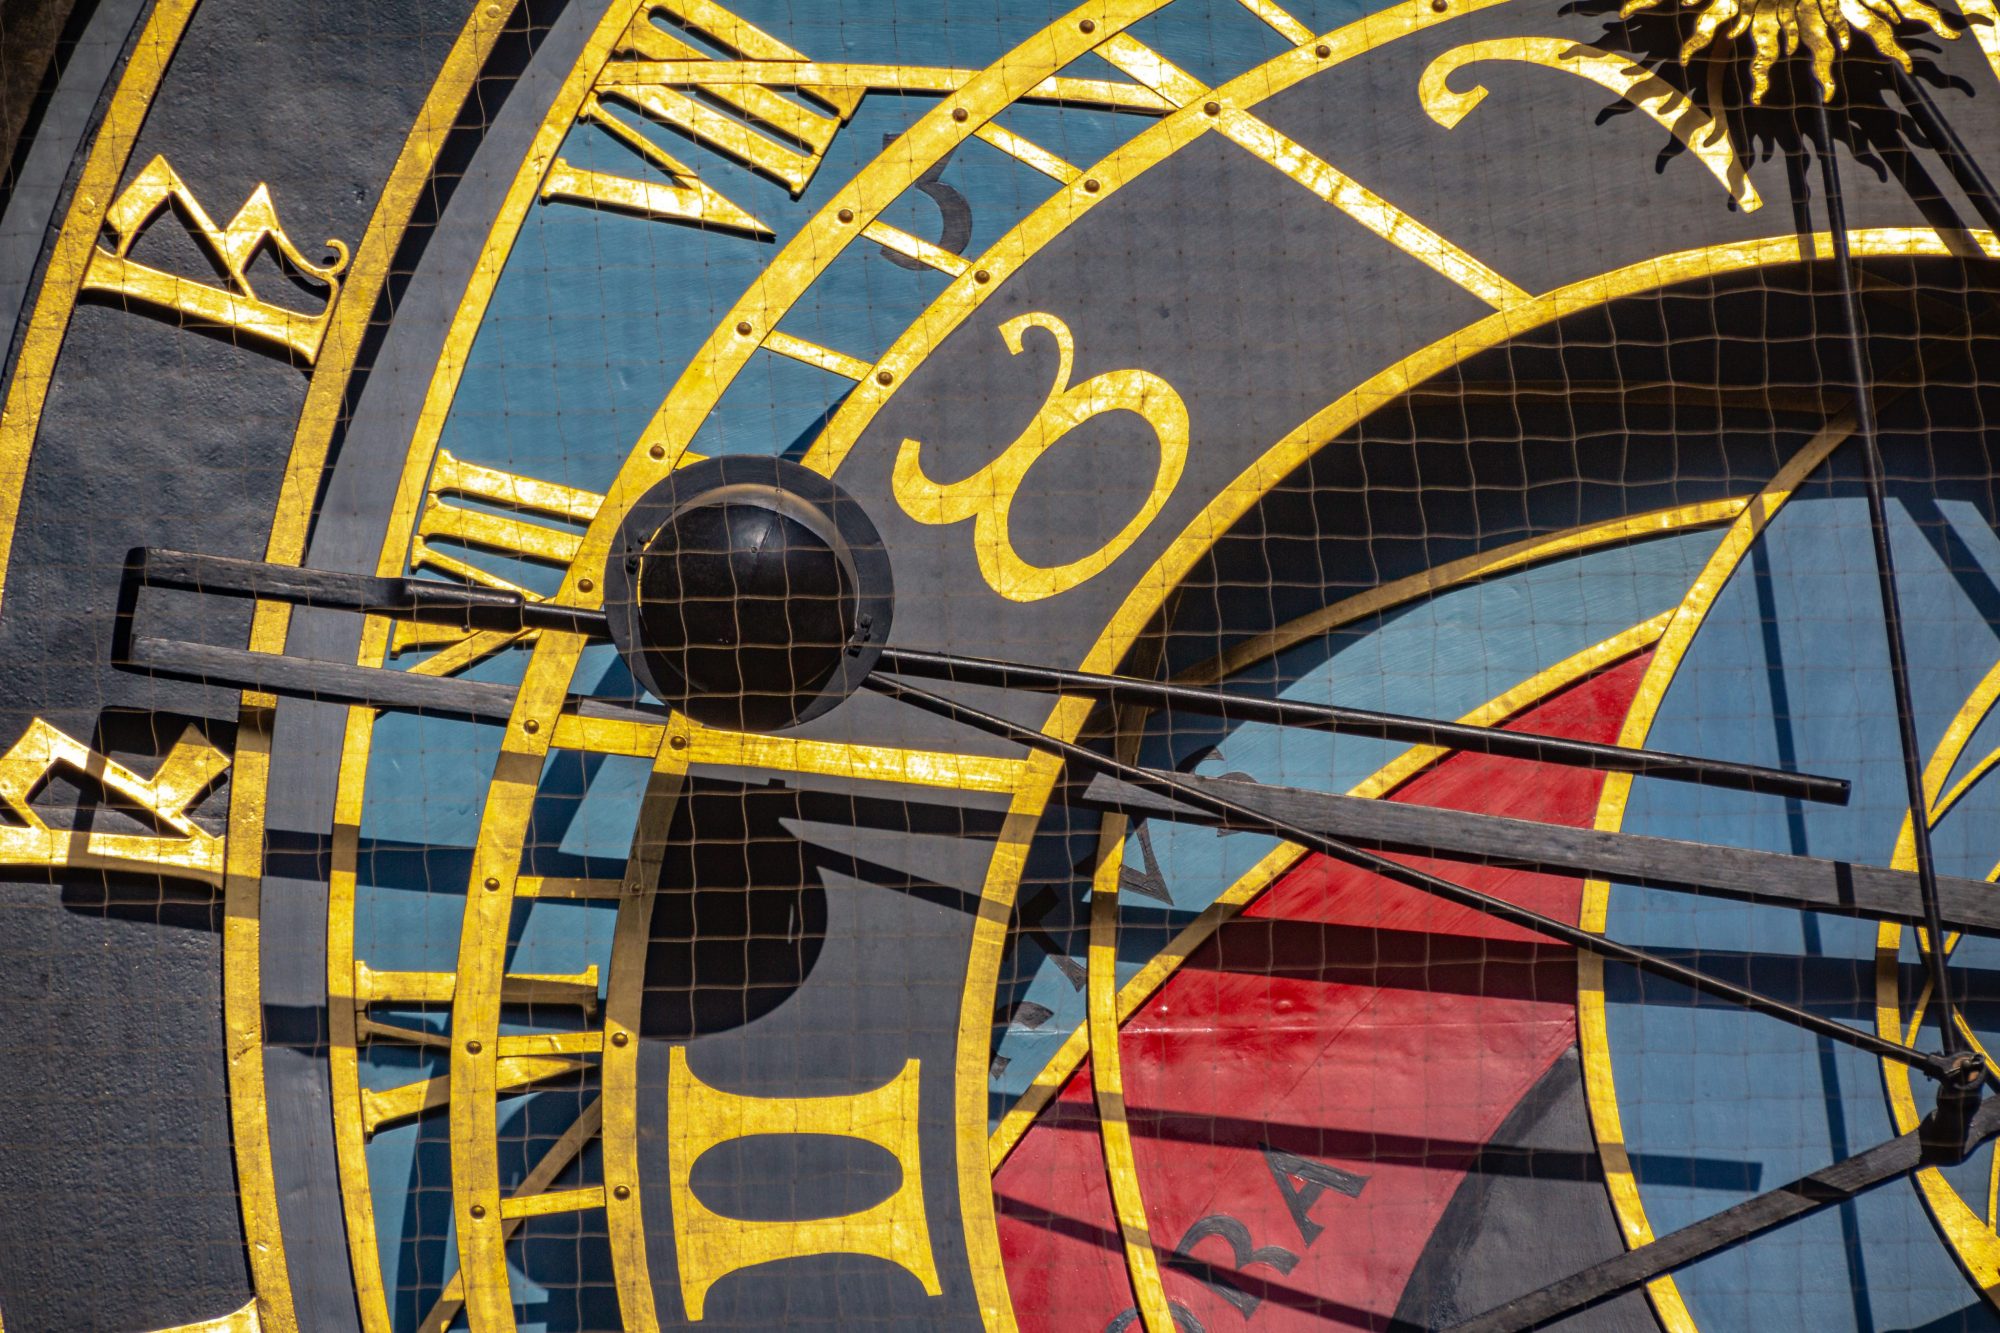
[338,7,654,1332]
[941,227,1988,1329]
[1874,657,2000,1304]
[983,502,1735,1170]
[247,10,544,1328]
[0,0,201,609]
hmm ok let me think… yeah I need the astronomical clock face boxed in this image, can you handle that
[8,0,2000,1330]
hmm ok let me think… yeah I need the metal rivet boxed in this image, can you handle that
[837,207,855,223]
[484,876,500,892]
[466,1040,483,1054]
[469,1203,487,1219]
[1079,17,1096,31]
[1083,178,1101,193]
[876,369,894,386]
[611,1030,630,1046]
[735,320,752,335]
[973,269,991,284]
[952,107,969,122]
[648,443,666,460]
[1204,101,1220,116]
[578,578,595,594]
[1315,43,1331,57]
[669,734,688,750]
[1430,0,1447,11]
[614,1185,632,1200]
[523,719,539,734]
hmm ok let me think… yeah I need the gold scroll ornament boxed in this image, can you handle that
[1419,37,1761,211]
[81,155,350,364]
[893,312,1191,602]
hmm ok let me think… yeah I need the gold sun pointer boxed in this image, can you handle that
[1621,0,1957,102]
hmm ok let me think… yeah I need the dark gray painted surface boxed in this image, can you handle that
[255,5,590,1326]
[1394,1049,1660,1331]
[0,0,146,378]
[0,0,480,1327]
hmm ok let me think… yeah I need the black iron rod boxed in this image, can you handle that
[875,646,1850,805]
[862,674,1950,1077]
[1447,1094,2000,1332]
[1810,99,1966,1057]
[1890,64,2000,239]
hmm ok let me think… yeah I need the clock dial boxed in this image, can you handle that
[3,0,2000,1330]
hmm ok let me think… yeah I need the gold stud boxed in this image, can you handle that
[1204,101,1220,116]
[735,320,753,335]
[973,269,991,283]
[469,1203,487,1220]
[669,734,688,750]
[484,876,499,892]
[523,719,539,734]
[876,369,894,386]
[837,207,855,223]
[614,1185,632,1200]
[1315,43,1330,57]
[611,1030,630,1047]
[952,107,969,122]
[577,577,594,593]
[1079,17,1096,32]
[649,443,666,460]
[1083,178,1101,193]
[466,1039,483,1054]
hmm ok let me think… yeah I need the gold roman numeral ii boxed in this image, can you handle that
[667,1050,941,1318]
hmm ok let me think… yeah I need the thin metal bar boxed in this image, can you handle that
[1890,64,2000,238]
[862,674,1951,1077]
[875,646,1851,805]
[124,636,661,726]
[127,547,610,636]
[1447,1094,2000,1332]
[1078,769,2000,935]
[1810,99,1966,1057]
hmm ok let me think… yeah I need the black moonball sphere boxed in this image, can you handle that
[634,493,858,732]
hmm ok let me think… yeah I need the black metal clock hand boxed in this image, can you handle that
[1081,769,2000,936]
[120,544,1847,804]
[864,671,1965,1083]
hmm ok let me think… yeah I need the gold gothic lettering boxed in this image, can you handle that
[81,155,352,362]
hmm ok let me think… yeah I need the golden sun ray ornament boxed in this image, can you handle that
[1621,0,1959,102]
